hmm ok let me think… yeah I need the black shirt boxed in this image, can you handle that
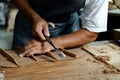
[29,0,85,21]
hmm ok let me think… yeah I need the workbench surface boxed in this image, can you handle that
[1,41,120,80]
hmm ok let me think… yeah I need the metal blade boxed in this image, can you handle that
[45,36,66,58]
[55,49,66,58]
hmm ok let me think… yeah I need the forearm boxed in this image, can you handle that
[19,29,98,57]
[52,29,98,49]
[13,0,41,22]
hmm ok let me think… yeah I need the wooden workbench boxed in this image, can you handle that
[1,41,120,80]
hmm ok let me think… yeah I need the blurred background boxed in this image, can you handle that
[0,0,17,50]
[0,0,120,50]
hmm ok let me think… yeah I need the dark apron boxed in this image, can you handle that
[12,0,85,49]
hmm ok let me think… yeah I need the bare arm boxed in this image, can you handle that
[15,0,98,57]
[52,29,98,49]
[13,0,50,40]
[19,29,98,57]
[13,0,39,22]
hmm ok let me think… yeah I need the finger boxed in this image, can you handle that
[26,50,43,56]
[20,47,44,57]
[25,40,36,49]
[36,27,46,40]
[25,50,36,57]
[19,45,36,57]
[19,45,39,57]
[19,50,29,57]
[43,25,50,37]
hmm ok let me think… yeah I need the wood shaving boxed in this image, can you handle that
[92,60,100,63]
[86,58,91,61]
[96,56,110,62]
[99,48,107,53]
[103,68,119,74]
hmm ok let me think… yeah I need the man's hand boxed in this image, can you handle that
[32,18,50,40]
[19,39,53,57]
[13,0,50,40]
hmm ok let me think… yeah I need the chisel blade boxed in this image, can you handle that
[55,49,66,58]
[45,36,66,58]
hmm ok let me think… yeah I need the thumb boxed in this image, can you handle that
[43,25,50,37]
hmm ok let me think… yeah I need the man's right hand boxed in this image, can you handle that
[13,0,50,41]
[32,18,50,40]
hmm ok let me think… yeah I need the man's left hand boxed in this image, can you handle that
[19,39,53,57]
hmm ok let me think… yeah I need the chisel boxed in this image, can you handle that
[45,36,66,58]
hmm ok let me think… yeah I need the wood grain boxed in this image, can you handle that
[1,42,120,80]
[1,49,120,80]
[0,48,85,67]
[0,49,20,67]
[83,41,120,71]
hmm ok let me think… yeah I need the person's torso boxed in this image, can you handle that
[29,0,85,21]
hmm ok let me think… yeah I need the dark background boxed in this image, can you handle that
[96,13,120,41]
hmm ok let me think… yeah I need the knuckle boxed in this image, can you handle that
[29,52,33,56]
[31,41,36,45]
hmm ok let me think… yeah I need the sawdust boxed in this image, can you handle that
[86,58,100,63]
[99,48,108,53]
[96,55,110,62]
[86,58,91,61]
[102,62,120,74]
[92,60,100,63]
[2,50,120,80]
[83,41,120,75]
[103,68,119,74]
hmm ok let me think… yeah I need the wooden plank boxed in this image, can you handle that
[0,50,36,67]
[47,52,61,60]
[1,49,120,80]
[83,41,120,71]
[0,49,20,67]
[0,47,85,67]
[62,48,85,58]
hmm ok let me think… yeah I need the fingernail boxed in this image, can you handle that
[45,33,50,37]
[47,33,50,37]
[19,54,23,57]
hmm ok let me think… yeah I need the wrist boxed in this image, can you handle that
[32,14,42,23]
[52,37,64,49]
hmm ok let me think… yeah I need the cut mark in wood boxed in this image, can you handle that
[47,52,61,60]
[82,41,120,73]
[0,49,20,67]
[61,48,76,58]
[0,47,85,67]
[31,55,39,62]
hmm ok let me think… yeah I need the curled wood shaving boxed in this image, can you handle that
[96,55,110,62]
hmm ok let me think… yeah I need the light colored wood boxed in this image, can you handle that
[0,48,85,67]
[1,49,120,80]
[61,48,76,58]
[0,49,20,67]
[62,48,85,58]
[1,42,120,80]
[83,41,120,71]
[47,52,61,60]
[0,50,36,67]
[31,55,39,62]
